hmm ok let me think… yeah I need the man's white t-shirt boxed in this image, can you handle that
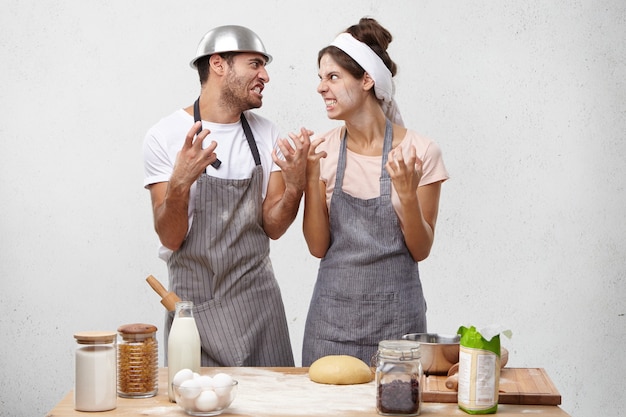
[142,108,281,260]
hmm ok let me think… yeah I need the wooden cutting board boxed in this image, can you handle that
[422,368,561,405]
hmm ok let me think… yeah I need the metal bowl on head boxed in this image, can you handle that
[402,333,460,375]
[190,25,272,68]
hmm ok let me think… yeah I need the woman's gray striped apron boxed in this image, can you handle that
[302,119,427,366]
[164,111,294,367]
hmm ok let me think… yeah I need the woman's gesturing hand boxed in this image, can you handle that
[386,145,423,201]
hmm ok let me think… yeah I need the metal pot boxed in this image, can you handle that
[401,333,460,375]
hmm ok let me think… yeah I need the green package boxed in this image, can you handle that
[456,325,503,414]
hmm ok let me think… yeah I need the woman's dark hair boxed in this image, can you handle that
[318,17,398,80]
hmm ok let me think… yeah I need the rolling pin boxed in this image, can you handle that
[445,347,509,390]
[146,275,181,311]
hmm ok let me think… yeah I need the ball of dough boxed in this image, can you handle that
[309,355,373,385]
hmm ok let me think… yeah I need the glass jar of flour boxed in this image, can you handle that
[73,331,117,411]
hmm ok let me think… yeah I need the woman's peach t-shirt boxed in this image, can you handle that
[317,126,449,212]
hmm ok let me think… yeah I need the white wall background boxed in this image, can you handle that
[1,1,624,416]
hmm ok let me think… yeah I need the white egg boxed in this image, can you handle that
[216,391,233,409]
[211,372,233,397]
[179,378,202,400]
[172,368,194,386]
[195,375,214,390]
[193,372,201,379]
[211,372,233,387]
[195,390,219,412]
[178,395,196,410]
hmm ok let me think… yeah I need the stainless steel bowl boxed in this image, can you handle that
[190,25,272,68]
[402,333,460,375]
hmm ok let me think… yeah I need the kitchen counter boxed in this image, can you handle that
[46,367,571,416]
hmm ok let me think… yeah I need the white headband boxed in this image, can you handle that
[330,32,404,126]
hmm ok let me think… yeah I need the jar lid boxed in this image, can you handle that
[378,339,421,360]
[117,323,158,341]
[74,331,116,344]
[117,323,158,334]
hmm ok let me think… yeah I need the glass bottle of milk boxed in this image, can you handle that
[167,300,201,402]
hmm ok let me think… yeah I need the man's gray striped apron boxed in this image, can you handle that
[302,119,427,366]
[164,113,294,367]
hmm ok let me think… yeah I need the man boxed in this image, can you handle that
[142,25,308,366]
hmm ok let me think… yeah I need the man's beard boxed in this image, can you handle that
[221,70,261,112]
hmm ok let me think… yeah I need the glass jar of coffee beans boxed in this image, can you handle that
[374,340,422,416]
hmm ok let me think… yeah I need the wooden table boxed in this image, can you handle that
[46,367,571,416]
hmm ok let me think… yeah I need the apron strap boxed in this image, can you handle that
[194,98,222,169]
[240,112,262,166]
[379,119,393,196]
[193,97,261,168]
[334,127,349,192]
[335,119,393,196]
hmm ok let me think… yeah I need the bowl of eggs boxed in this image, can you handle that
[172,369,238,416]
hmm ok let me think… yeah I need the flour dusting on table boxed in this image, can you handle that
[227,368,375,415]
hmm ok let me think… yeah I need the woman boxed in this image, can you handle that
[301,18,449,366]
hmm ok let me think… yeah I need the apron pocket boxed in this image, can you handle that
[193,299,246,366]
[313,289,397,345]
